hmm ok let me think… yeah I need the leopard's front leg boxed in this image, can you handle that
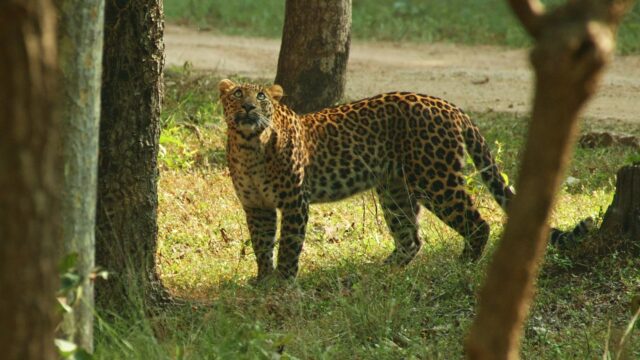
[244,207,277,280]
[276,196,309,279]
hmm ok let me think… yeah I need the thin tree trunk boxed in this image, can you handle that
[0,1,60,359]
[56,0,104,351]
[96,0,168,310]
[275,0,352,114]
[465,1,635,359]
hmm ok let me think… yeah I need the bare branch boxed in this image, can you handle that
[604,0,637,25]
[508,0,545,38]
[465,0,636,359]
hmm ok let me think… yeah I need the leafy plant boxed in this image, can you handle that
[56,253,108,359]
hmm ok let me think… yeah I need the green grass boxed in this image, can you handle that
[164,0,640,55]
[94,69,640,359]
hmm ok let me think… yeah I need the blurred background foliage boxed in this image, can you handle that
[165,0,640,54]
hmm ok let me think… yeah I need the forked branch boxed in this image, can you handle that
[508,0,545,37]
[465,0,636,359]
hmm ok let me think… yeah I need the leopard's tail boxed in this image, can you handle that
[460,114,514,212]
[460,114,594,246]
[549,217,595,248]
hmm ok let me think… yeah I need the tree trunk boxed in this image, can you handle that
[96,0,168,310]
[0,1,60,359]
[56,0,104,351]
[600,164,640,239]
[275,0,352,114]
[465,1,635,359]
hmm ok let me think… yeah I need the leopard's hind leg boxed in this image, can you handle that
[376,179,422,265]
[414,182,490,261]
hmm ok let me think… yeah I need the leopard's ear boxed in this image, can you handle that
[268,84,284,102]
[218,79,236,96]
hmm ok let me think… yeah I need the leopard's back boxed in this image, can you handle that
[298,92,477,204]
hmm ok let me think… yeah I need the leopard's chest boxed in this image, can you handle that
[228,153,278,209]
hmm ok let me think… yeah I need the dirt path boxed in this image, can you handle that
[166,25,640,124]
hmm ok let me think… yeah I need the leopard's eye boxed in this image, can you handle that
[233,89,243,98]
[256,92,266,100]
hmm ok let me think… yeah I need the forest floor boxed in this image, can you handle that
[93,25,640,359]
[165,24,640,125]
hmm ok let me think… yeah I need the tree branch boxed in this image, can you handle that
[465,0,636,359]
[508,0,545,38]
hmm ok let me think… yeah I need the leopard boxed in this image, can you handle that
[217,78,592,281]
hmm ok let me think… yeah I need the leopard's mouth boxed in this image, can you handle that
[233,111,270,132]
[234,111,261,124]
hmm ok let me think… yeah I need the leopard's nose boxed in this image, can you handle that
[242,103,256,112]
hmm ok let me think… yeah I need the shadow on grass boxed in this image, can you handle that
[94,237,640,359]
[161,246,483,358]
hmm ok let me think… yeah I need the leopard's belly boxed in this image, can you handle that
[305,156,382,203]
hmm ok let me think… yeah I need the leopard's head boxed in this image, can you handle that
[218,79,284,135]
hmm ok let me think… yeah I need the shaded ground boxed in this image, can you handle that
[166,24,640,124]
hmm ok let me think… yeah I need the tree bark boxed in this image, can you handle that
[0,1,60,359]
[465,1,635,359]
[600,164,640,239]
[56,0,104,351]
[275,0,352,114]
[96,0,168,310]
